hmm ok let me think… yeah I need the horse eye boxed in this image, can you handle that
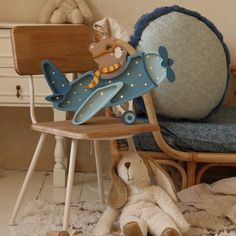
[105,44,113,51]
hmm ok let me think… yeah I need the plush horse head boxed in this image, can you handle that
[89,32,127,72]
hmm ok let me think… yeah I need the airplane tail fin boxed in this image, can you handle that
[45,94,64,103]
[41,60,70,103]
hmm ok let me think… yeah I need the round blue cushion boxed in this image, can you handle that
[131,6,230,120]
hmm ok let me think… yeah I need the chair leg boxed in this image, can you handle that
[187,161,197,187]
[94,140,105,205]
[9,133,47,226]
[62,139,78,231]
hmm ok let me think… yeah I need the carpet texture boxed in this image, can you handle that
[15,200,236,236]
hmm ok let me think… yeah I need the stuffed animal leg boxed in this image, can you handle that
[151,186,190,234]
[68,8,84,23]
[139,205,181,236]
[50,1,83,24]
[120,216,148,236]
[119,200,182,236]
[75,0,94,23]
[38,0,93,24]
[50,8,68,23]
[38,0,61,23]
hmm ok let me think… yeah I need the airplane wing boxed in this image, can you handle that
[57,71,97,111]
[72,82,124,125]
[42,60,70,95]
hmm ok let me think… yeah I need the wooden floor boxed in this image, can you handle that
[0,170,109,236]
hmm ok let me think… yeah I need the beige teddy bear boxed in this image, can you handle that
[39,0,94,24]
[94,152,190,236]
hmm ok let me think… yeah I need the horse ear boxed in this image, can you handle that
[108,159,128,210]
[94,31,106,42]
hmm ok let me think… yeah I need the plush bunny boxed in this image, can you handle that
[38,0,93,24]
[93,152,190,236]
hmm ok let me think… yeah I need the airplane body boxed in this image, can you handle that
[42,47,175,125]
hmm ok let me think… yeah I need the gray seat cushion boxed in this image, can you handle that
[133,107,236,153]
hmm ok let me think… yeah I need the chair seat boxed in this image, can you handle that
[133,107,236,153]
[31,116,159,140]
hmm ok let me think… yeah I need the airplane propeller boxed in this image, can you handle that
[159,46,176,82]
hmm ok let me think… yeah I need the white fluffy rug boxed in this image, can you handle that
[14,200,236,236]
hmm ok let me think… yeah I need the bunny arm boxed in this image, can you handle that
[151,186,190,234]
[93,206,120,236]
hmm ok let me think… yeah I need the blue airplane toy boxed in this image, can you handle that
[42,45,175,125]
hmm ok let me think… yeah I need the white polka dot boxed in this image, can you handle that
[100,92,104,96]
[108,80,112,84]
[80,83,82,86]
[131,84,134,87]
[135,61,139,64]
[162,69,165,72]
[90,104,93,107]
[62,84,65,87]
[67,101,71,104]
[120,95,124,98]
[127,72,130,76]
[156,56,159,60]
[84,89,87,92]
[149,66,153,70]
[139,74,142,77]
[56,97,59,100]
[52,72,55,75]
[144,83,148,87]
[146,55,149,58]
[79,98,81,101]
[52,81,55,84]
[156,76,160,80]
[73,91,77,94]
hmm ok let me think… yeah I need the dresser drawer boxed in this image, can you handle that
[0,56,14,68]
[0,28,14,68]
[0,67,51,106]
[0,29,12,55]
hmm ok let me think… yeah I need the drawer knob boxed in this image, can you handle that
[16,85,21,98]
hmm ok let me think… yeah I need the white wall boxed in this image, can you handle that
[89,0,236,62]
[0,0,235,62]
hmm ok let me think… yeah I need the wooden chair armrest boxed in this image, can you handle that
[230,64,236,95]
[230,64,236,73]
[225,64,236,105]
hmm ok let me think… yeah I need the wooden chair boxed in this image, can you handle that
[9,25,160,230]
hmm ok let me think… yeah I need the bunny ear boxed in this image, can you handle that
[108,159,128,210]
[141,154,178,203]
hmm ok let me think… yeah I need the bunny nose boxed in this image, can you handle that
[124,162,130,169]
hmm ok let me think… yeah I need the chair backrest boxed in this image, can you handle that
[11,25,95,75]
